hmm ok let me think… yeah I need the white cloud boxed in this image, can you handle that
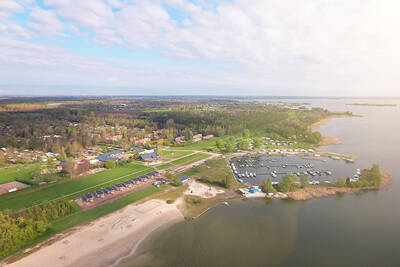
[2,0,400,95]
[0,0,24,19]
[27,7,64,35]
[43,0,115,28]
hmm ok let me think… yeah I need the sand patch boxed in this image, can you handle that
[4,199,183,267]
[184,180,224,199]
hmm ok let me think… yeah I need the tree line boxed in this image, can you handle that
[0,199,79,257]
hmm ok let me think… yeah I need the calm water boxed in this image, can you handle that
[119,98,400,267]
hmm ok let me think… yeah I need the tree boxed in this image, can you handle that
[225,137,236,152]
[59,146,67,160]
[300,174,309,188]
[184,128,193,141]
[239,139,249,150]
[336,177,346,187]
[76,159,91,174]
[225,142,235,153]
[277,174,299,192]
[0,152,5,165]
[243,129,251,139]
[32,164,42,182]
[216,139,225,152]
[253,138,262,149]
[262,178,277,193]
[62,160,75,178]
[224,175,231,189]
[105,160,116,169]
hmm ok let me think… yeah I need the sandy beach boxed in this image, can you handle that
[5,199,183,267]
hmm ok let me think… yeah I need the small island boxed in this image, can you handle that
[346,103,397,107]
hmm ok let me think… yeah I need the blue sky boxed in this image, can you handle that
[0,0,400,96]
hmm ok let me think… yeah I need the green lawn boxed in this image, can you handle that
[170,139,219,151]
[189,158,240,189]
[0,164,152,210]
[157,153,211,170]
[1,185,166,260]
[0,166,35,184]
[158,150,192,159]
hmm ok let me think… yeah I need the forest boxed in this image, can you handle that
[0,199,79,257]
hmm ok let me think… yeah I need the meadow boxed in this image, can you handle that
[0,164,152,210]
[0,166,35,184]
[158,150,192,159]
[157,153,211,170]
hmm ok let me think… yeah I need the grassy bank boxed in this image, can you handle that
[2,185,167,262]
[157,153,210,170]
[0,164,152,210]
[158,150,192,159]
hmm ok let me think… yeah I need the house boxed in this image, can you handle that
[109,135,122,141]
[155,129,164,135]
[96,149,124,162]
[193,134,202,142]
[203,134,214,140]
[180,175,190,183]
[131,147,154,155]
[90,159,100,164]
[135,138,151,145]
[175,136,185,143]
[137,152,159,161]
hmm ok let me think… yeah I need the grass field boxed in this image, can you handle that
[157,153,211,170]
[0,166,35,184]
[186,158,240,189]
[0,164,152,210]
[170,139,219,151]
[2,185,167,261]
[158,150,192,159]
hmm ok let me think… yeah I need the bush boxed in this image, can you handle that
[262,178,277,193]
[336,177,346,187]
[105,160,116,169]
[277,173,299,192]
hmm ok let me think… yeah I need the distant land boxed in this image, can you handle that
[346,103,397,107]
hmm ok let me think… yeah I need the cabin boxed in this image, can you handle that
[175,136,185,143]
[96,149,124,163]
[137,152,159,161]
[131,147,154,155]
[180,175,190,183]
[203,134,214,140]
[193,134,202,142]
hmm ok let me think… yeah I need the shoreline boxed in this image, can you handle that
[4,199,183,267]
[286,171,392,200]
[3,113,382,266]
[310,115,347,146]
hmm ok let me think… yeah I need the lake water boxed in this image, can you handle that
[118,98,400,267]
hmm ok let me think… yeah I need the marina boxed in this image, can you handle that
[231,154,362,185]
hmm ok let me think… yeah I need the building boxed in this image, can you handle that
[137,152,159,161]
[180,175,190,183]
[131,147,155,155]
[193,134,202,142]
[135,138,151,145]
[175,136,185,143]
[96,149,124,162]
[203,134,214,140]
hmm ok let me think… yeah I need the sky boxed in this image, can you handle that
[0,0,399,96]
